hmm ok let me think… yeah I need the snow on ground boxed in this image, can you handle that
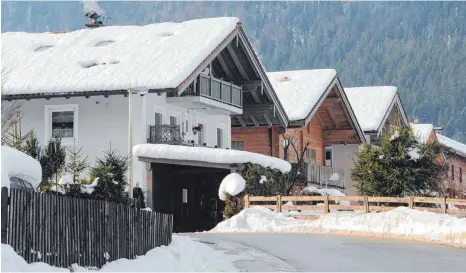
[210,207,466,246]
[267,69,337,121]
[1,146,42,189]
[2,17,239,95]
[218,173,246,201]
[345,86,397,132]
[133,144,291,173]
[2,236,238,272]
[437,133,466,157]
[302,187,350,206]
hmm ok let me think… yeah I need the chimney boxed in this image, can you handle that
[434,126,444,134]
[85,11,104,28]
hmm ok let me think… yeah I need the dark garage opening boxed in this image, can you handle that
[150,163,231,233]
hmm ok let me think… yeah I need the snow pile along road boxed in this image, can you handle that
[210,207,466,246]
[2,236,238,272]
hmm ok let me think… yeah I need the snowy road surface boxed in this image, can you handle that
[189,233,466,271]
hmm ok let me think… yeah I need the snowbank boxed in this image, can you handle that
[302,187,350,206]
[2,17,239,95]
[133,144,291,173]
[2,235,238,272]
[267,69,337,121]
[345,86,397,132]
[1,146,42,189]
[1,244,67,272]
[218,173,246,201]
[210,207,466,246]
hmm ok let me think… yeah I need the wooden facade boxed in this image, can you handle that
[232,78,363,166]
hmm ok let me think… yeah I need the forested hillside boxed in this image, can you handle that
[2,1,465,141]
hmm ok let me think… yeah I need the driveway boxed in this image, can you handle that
[189,233,466,271]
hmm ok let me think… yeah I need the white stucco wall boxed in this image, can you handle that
[4,92,231,194]
[332,144,361,196]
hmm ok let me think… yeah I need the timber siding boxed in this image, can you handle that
[231,127,281,157]
[444,154,466,199]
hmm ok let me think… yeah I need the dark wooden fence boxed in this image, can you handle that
[1,187,173,269]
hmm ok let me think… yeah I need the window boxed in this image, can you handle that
[452,165,455,180]
[170,116,177,125]
[231,141,244,151]
[311,148,317,163]
[52,111,74,138]
[460,167,463,183]
[154,113,163,125]
[217,128,223,148]
[198,123,205,145]
[325,147,333,167]
[46,104,78,144]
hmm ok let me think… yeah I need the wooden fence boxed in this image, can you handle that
[1,187,173,269]
[244,194,466,217]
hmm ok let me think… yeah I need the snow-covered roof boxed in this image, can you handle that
[437,134,466,158]
[1,146,42,189]
[410,123,434,144]
[345,86,398,132]
[266,69,337,121]
[133,144,291,173]
[2,17,239,96]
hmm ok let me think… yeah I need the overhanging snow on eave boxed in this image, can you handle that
[138,156,241,170]
[2,88,175,101]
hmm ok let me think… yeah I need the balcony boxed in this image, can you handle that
[167,74,243,115]
[148,125,183,145]
[302,162,347,189]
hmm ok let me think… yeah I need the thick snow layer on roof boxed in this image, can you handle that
[2,235,238,272]
[437,133,466,157]
[267,69,337,121]
[219,173,246,201]
[133,144,291,173]
[2,17,239,95]
[345,86,397,132]
[210,207,466,246]
[1,146,42,189]
[410,123,434,144]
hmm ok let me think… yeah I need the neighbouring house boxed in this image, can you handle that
[1,17,290,231]
[345,86,409,144]
[232,69,366,195]
[437,133,466,199]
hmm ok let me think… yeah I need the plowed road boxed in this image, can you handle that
[190,233,466,271]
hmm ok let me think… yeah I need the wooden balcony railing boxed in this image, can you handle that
[303,162,347,189]
[199,74,242,108]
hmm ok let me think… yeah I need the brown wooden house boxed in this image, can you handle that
[232,69,366,192]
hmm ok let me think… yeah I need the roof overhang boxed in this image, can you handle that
[287,75,366,143]
[375,93,409,136]
[138,156,241,170]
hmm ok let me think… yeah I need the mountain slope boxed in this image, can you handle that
[2,1,465,141]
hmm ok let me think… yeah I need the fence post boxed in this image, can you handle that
[323,195,329,214]
[244,195,249,209]
[408,196,414,209]
[442,197,447,214]
[277,195,282,213]
[1,187,8,244]
[364,196,369,213]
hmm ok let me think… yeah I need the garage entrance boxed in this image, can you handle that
[149,162,232,232]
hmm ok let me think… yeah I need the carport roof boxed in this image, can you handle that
[133,144,291,173]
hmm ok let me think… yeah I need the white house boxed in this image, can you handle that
[1,16,289,211]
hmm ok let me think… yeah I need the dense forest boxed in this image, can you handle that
[2,1,465,142]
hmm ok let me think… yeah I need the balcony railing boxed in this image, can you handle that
[303,162,346,189]
[198,74,242,108]
[148,125,182,144]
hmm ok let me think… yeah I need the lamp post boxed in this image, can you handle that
[128,87,149,196]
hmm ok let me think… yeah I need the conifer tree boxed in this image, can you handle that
[65,145,90,184]
[351,127,447,197]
